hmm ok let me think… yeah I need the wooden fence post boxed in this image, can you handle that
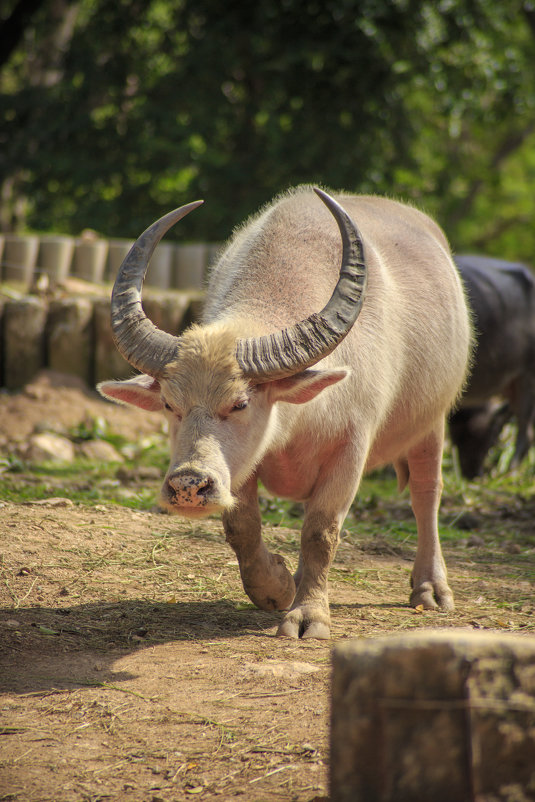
[47,297,94,384]
[92,297,132,385]
[3,298,48,389]
[330,629,535,802]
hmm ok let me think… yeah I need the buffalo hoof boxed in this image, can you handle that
[410,580,454,612]
[242,552,296,612]
[277,605,331,640]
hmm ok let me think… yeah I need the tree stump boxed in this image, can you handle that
[0,296,5,385]
[3,298,48,389]
[93,297,132,385]
[330,629,535,802]
[47,297,93,383]
[142,292,192,337]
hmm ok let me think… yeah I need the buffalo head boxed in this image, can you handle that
[98,189,367,517]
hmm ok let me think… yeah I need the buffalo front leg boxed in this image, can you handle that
[222,477,295,612]
[407,422,454,611]
[277,449,364,640]
[277,510,342,640]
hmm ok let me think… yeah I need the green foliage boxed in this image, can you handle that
[1,0,535,260]
[67,415,113,442]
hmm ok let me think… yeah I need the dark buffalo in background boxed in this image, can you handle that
[450,255,535,478]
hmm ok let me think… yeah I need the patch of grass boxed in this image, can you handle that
[259,492,304,529]
[3,421,535,571]
[355,469,400,506]
[0,456,159,510]
[67,416,115,443]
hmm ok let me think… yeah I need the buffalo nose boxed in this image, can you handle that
[168,471,214,500]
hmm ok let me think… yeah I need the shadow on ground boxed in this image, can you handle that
[0,598,280,694]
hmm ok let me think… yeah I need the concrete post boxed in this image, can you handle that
[3,235,39,284]
[38,236,75,281]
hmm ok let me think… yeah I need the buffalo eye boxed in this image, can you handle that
[163,400,182,420]
[231,399,248,412]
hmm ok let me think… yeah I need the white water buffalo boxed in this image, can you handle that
[98,187,471,639]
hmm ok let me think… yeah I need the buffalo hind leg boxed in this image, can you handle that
[222,476,295,612]
[407,422,454,611]
[509,375,535,469]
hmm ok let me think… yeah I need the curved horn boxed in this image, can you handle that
[235,188,367,380]
[110,201,203,377]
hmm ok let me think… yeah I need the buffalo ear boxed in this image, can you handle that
[97,375,163,411]
[265,368,349,405]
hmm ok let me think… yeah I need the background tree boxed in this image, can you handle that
[1,0,534,260]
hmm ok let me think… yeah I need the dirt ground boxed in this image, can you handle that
[0,375,534,801]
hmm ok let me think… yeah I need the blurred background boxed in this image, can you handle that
[1,0,535,258]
